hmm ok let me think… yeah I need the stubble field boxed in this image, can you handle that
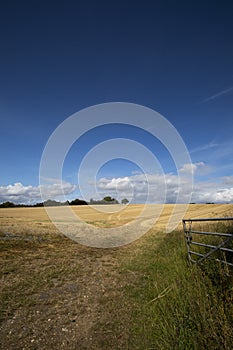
[0,204,232,349]
[0,203,232,232]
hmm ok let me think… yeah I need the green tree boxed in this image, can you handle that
[121,198,129,205]
[70,198,87,206]
[102,196,119,204]
[0,201,15,208]
[103,196,114,202]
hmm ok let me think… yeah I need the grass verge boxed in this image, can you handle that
[121,229,233,350]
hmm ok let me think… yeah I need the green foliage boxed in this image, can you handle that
[103,196,113,202]
[0,201,15,208]
[43,199,65,207]
[0,198,87,208]
[69,198,87,205]
[121,198,129,204]
[122,230,233,349]
[103,196,118,203]
[89,196,119,204]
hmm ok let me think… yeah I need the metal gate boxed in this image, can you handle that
[182,217,233,267]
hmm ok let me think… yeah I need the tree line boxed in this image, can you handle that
[0,196,129,208]
[0,199,87,208]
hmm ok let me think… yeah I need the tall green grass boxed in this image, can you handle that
[123,229,233,349]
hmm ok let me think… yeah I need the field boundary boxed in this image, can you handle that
[182,217,233,267]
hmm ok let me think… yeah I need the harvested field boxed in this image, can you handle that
[0,203,232,233]
[0,204,232,349]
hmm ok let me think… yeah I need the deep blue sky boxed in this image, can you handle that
[0,0,233,203]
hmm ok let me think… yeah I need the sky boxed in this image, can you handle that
[0,0,233,204]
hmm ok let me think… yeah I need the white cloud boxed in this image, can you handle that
[96,172,191,204]
[2,167,233,205]
[98,177,133,191]
[179,162,213,175]
[179,163,198,174]
[95,170,233,204]
[179,162,212,175]
[0,182,76,204]
[191,181,233,203]
[131,170,143,175]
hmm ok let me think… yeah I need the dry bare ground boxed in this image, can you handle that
[0,204,232,349]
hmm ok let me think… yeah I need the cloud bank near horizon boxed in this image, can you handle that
[0,182,76,204]
[1,163,233,205]
[96,174,233,204]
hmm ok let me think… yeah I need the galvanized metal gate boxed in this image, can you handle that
[182,217,233,267]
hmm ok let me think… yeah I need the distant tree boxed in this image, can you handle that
[88,197,119,205]
[103,196,119,204]
[33,202,44,207]
[43,199,61,207]
[0,201,15,208]
[69,198,87,206]
[103,196,114,202]
[121,198,129,205]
